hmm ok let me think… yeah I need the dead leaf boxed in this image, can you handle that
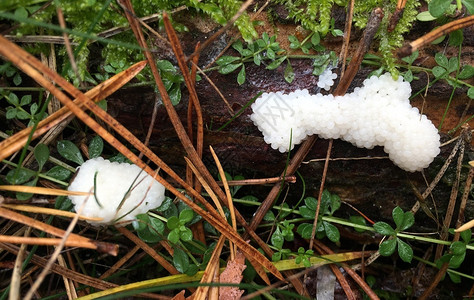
[219,249,246,300]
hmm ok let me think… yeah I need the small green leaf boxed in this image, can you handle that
[57,140,84,165]
[167,216,180,230]
[323,221,340,242]
[34,143,49,170]
[88,136,103,159]
[468,87,474,99]
[329,193,341,214]
[448,271,461,283]
[30,103,38,115]
[458,65,474,79]
[6,168,35,185]
[271,231,284,249]
[379,239,397,256]
[169,86,181,105]
[450,241,466,256]
[449,30,464,46]
[237,65,246,85]
[349,216,367,233]
[397,238,413,263]
[429,0,452,18]
[20,95,31,106]
[459,229,472,244]
[219,63,242,74]
[416,11,437,21]
[266,56,286,70]
[16,110,30,120]
[149,216,165,235]
[216,56,240,66]
[7,93,19,105]
[157,60,177,73]
[264,211,275,221]
[304,197,317,211]
[393,206,404,229]
[185,264,198,276]
[173,247,189,273]
[179,209,194,224]
[180,227,193,242]
[272,252,282,261]
[284,61,295,84]
[297,223,313,239]
[299,206,315,218]
[254,53,262,66]
[45,166,71,181]
[402,51,419,65]
[449,252,465,268]
[168,229,180,244]
[432,66,447,78]
[13,73,22,86]
[14,7,28,19]
[373,222,396,236]
[403,70,414,82]
[266,48,275,60]
[448,57,459,73]
[6,107,17,119]
[435,53,449,68]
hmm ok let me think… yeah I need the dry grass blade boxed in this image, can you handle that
[193,235,225,299]
[0,206,118,255]
[0,60,147,162]
[10,227,31,300]
[0,185,89,196]
[210,146,237,259]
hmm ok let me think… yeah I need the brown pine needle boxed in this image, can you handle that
[210,146,237,260]
[1,203,103,222]
[0,185,90,196]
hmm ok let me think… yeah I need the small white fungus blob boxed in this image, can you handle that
[317,69,338,91]
[250,73,441,172]
[68,157,165,225]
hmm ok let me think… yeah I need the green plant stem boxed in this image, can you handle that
[323,216,474,251]
[414,255,474,280]
[2,159,69,186]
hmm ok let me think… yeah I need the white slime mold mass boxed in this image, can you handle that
[68,157,165,225]
[250,73,440,172]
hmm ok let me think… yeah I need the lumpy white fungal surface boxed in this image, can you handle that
[250,73,440,172]
[68,157,165,225]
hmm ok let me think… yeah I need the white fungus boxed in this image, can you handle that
[317,68,338,91]
[250,73,440,172]
[68,157,165,225]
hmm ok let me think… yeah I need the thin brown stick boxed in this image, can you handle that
[398,15,474,57]
[56,6,82,87]
[309,139,333,251]
[218,175,297,186]
[333,7,384,96]
[435,137,464,259]
[339,0,355,79]
[139,92,160,160]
